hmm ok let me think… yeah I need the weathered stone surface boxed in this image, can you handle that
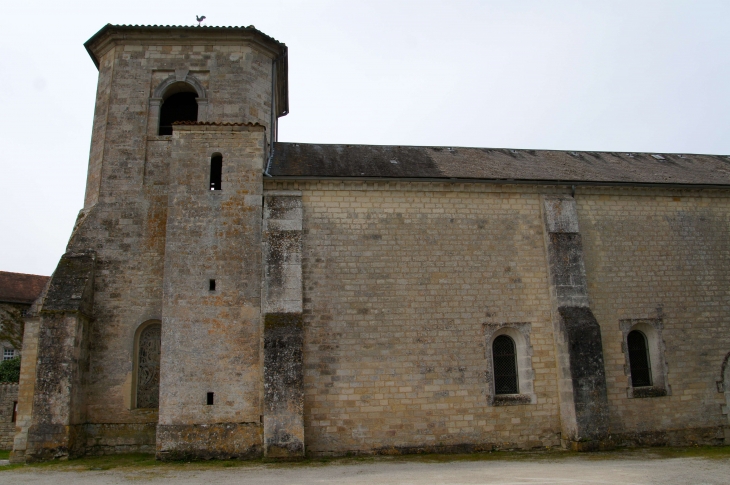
[0,383,18,449]
[83,423,157,454]
[13,23,730,462]
[20,252,95,461]
[578,192,730,444]
[556,306,610,442]
[263,192,304,458]
[156,423,262,460]
[542,195,610,446]
[156,124,266,458]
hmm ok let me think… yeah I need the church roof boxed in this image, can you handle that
[269,142,730,187]
[0,271,49,305]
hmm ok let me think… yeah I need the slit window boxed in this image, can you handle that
[207,392,215,405]
[158,91,198,136]
[628,330,652,387]
[493,335,518,395]
[209,279,216,291]
[210,155,222,191]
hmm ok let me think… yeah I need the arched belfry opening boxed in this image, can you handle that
[158,82,199,135]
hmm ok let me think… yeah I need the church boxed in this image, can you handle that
[9,23,730,461]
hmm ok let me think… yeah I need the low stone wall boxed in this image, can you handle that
[0,383,18,449]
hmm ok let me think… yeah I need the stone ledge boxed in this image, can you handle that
[492,394,533,406]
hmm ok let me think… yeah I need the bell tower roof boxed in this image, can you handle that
[84,24,288,117]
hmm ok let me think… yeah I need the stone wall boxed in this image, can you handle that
[273,180,564,454]
[0,383,18,449]
[262,192,305,457]
[75,37,276,435]
[14,30,280,461]
[156,124,266,459]
[265,180,730,454]
[579,190,730,445]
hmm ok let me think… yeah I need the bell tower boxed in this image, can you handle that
[12,25,290,462]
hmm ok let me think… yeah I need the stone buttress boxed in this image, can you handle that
[262,191,304,458]
[12,252,95,461]
[541,195,610,450]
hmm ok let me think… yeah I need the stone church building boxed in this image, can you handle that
[9,24,730,461]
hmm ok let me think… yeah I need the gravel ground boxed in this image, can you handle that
[1,452,729,484]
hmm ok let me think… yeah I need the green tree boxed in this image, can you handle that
[0,303,25,350]
[0,356,20,383]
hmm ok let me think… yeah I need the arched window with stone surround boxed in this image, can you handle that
[493,335,518,395]
[158,84,198,135]
[150,72,208,136]
[484,323,536,405]
[627,330,652,387]
[134,321,161,409]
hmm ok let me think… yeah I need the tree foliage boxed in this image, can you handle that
[0,356,20,383]
[0,303,25,350]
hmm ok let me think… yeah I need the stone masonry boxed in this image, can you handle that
[0,383,18,449]
[10,24,730,462]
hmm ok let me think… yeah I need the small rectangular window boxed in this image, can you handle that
[209,279,216,291]
[12,402,18,423]
[210,155,222,191]
[207,392,215,405]
[3,348,15,360]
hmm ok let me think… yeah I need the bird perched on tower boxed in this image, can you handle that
[196,15,206,26]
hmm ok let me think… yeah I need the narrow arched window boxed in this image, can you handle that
[628,330,652,387]
[136,323,161,408]
[210,154,222,191]
[493,335,518,394]
[158,91,198,135]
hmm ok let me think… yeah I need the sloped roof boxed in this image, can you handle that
[269,143,730,186]
[0,272,49,305]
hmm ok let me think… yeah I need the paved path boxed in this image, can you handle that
[2,453,730,484]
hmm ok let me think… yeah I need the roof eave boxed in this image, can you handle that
[83,24,289,115]
[265,175,730,190]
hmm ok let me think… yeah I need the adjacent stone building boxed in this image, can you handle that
[0,271,49,449]
[10,23,730,462]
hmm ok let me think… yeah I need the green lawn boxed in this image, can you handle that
[0,446,728,472]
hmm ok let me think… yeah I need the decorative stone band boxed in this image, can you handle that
[542,196,610,449]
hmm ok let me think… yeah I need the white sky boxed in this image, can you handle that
[1,0,729,276]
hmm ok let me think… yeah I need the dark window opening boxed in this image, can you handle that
[158,92,198,135]
[210,155,222,191]
[493,335,518,395]
[628,330,652,387]
[12,401,17,423]
[207,392,215,405]
[209,279,216,291]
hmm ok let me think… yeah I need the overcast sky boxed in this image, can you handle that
[1,0,729,276]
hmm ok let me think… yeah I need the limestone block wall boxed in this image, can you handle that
[85,41,275,210]
[262,192,305,457]
[579,188,730,445]
[40,33,279,457]
[541,195,609,448]
[10,317,39,461]
[261,180,730,454]
[156,124,266,459]
[0,383,18,449]
[266,180,564,454]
